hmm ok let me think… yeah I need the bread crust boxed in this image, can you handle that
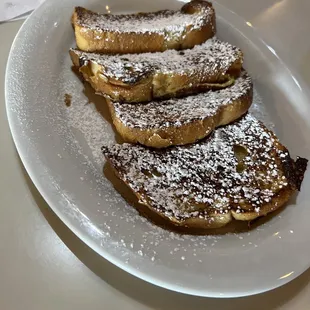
[107,71,253,148]
[69,38,243,103]
[107,161,297,229]
[102,116,308,232]
[71,0,216,54]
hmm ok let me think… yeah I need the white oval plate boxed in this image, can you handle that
[5,0,310,298]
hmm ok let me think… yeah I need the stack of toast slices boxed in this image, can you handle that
[70,0,308,232]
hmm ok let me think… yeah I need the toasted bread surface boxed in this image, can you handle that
[102,114,308,231]
[107,71,253,148]
[72,0,215,54]
[70,38,243,103]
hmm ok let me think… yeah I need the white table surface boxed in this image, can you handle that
[1,1,310,309]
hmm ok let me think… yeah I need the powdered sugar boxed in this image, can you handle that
[111,71,252,129]
[75,2,213,36]
[62,80,115,166]
[250,88,275,130]
[72,38,242,84]
[103,114,291,222]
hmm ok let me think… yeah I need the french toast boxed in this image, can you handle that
[107,71,253,148]
[102,114,308,231]
[70,38,243,103]
[71,0,216,54]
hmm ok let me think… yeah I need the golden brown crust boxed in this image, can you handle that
[106,72,253,148]
[106,159,302,233]
[102,115,308,233]
[105,156,299,230]
[107,93,251,148]
[71,1,215,54]
[69,39,243,103]
[107,160,232,229]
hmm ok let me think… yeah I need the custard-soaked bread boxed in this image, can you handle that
[71,0,216,54]
[70,38,243,103]
[107,71,252,148]
[102,114,308,231]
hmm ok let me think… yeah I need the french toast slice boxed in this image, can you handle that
[71,0,215,54]
[102,114,308,231]
[107,71,252,148]
[70,38,243,103]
